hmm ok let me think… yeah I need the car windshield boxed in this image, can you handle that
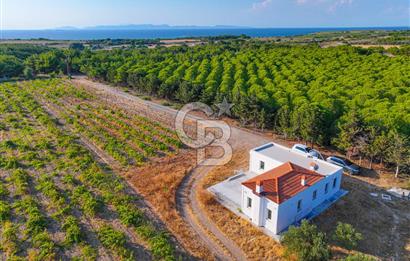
[337,158,353,165]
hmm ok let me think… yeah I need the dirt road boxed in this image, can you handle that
[72,76,269,260]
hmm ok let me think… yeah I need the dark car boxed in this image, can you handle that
[326,156,360,175]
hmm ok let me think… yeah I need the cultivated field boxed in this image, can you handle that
[1,77,409,261]
[0,79,189,260]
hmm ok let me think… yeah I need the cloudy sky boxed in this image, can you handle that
[2,0,409,29]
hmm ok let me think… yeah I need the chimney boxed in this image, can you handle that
[256,181,263,193]
[309,162,318,171]
[301,175,307,186]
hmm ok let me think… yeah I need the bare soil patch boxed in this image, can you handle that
[314,175,410,260]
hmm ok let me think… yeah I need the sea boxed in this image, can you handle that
[1,27,408,40]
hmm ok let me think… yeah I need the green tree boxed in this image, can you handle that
[386,130,409,178]
[281,220,331,261]
[23,66,35,79]
[333,110,366,159]
[0,55,23,78]
[332,222,362,250]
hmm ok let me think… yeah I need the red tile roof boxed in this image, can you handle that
[242,162,324,204]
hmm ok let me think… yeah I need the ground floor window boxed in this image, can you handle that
[325,183,329,194]
[313,190,317,200]
[297,200,302,212]
[267,209,272,220]
[247,197,252,208]
[333,178,337,188]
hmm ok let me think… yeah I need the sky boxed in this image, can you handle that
[1,0,409,30]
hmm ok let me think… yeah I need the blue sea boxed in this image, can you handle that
[1,27,408,40]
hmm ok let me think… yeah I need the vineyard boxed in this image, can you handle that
[0,79,184,260]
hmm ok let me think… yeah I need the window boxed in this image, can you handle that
[333,178,337,188]
[325,183,329,194]
[247,197,252,208]
[267,209,272,220]
[259,161,265,170]
[296,146,306,153]
[297,200,302,212]
[313,190,317,200]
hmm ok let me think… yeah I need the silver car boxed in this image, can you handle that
[326,156,360,175]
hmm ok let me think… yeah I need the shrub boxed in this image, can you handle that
[80,244,98,261]
[0,221,19,257]
[72,186,102,217]
[281,220,331,261]
[333,222,363,250]
[8,169,30,195]
[149,232,174,260]
[14,197,47,235]
[116,203,144,227]
[97,225,126,250]
[343,253,377,261]
[31,231,56,260]
[0,183,9,198]
[0,201,11,222]
[62,216,83,244]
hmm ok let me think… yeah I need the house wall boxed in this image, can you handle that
[260,197,279,232]
[241,186,259,224]
[241,186,279,231]
[249,150,282,174]
[276,169,343,233]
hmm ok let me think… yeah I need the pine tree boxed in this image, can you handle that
[386,130,409,178]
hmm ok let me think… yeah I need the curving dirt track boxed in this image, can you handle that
[71,76,270,260]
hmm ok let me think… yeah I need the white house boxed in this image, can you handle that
[240,142,344,235]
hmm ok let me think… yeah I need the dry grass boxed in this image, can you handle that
[124,149,213,260]
[314,175,410,260]
[197,150,285,260]
[197,146,410,260]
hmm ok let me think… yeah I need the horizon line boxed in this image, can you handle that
[3,25,410,31]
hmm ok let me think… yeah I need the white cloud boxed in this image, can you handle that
[252,0,273,10]
[295,0,354,12]
[329,0,354,12]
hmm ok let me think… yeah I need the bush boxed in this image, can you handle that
[62,216,83,244]
[0,183,9,198]
[31,231,56,260]
[80,244,98,261]
[149,232,174,260]
[0,221,19,256]
[0,201,11,223]
[333,222,363,250]
[281,220,331,261]
[97,225,126,250]
[115,203,144,227]
[343,253,377,261]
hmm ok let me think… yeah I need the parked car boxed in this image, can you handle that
[326,156,360,175]
[291,144,323,159]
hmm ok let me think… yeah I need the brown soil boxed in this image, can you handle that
[314,175,410,260]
